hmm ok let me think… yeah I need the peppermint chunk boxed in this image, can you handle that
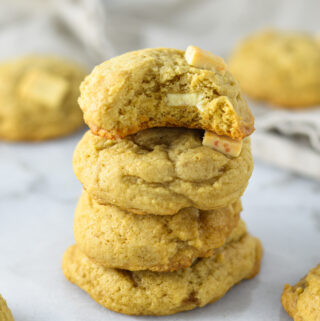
[203,131,243,157]
[185,46,227,74]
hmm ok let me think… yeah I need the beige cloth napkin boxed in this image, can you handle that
[252,104,320,180]
[251,103,320,180]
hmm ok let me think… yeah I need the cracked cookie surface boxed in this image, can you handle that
[73,128,253,215]
[229,29,320,108]
[74,190,241,272]
[79,47,254,139]
[0,295,14,321]
[63,221,263,316]
[281,264,320,321]
[0,55,86,141]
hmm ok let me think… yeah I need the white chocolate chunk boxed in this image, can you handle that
[18,69,69,108]
[167,93,205,111]
[203,131,243,157]
[185,45,227,74]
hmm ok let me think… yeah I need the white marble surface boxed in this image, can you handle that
[0,130,319,321]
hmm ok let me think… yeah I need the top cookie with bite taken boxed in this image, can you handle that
[79,47,254,141]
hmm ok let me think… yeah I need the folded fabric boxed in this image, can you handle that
[251,103,320,180]
[254,104,320,153]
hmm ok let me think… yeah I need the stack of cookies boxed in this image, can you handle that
[62,46,263,316]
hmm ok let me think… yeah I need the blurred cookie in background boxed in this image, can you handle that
[229,29,320,108]
[281,264,320,321]
[0,294,14,321]
[0,55,86,141]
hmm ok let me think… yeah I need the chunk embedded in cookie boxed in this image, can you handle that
[18,69,70,109]
[185,45,227,74]
[202,130,243,157]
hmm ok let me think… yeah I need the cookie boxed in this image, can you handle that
[62,222,262,316]
[74,190,242,272]
[79,47,254,140]
[281,264,320,321]
[229,29,320,108]
[73,128,253,215]
[0,295,14,321]
[0,55,86,141]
